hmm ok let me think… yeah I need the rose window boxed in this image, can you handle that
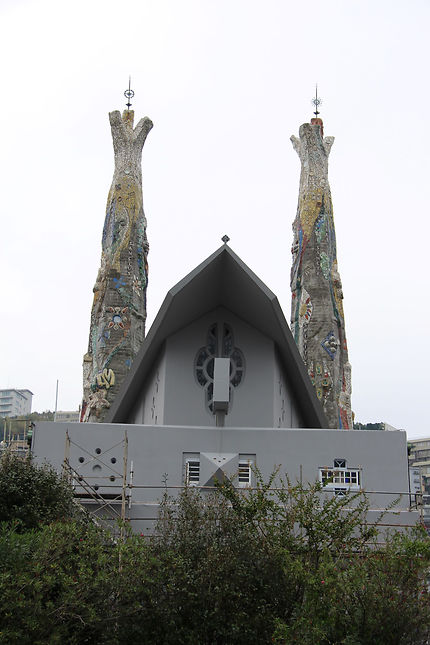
[195,323,244,413]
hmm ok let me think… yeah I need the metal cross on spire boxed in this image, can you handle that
[124,76,135,111]
[312,84,322,117]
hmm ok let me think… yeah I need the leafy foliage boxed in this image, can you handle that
[150,475,430,644]
[353,422,384,430]
[0,464,429,644]
[0,412,54,442]
[0,452,77,530]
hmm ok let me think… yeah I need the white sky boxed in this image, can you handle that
[1,0,429,439]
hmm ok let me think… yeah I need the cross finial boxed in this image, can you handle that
[124,76,135,111]
[222,235,230,244]
[312,84,322,117]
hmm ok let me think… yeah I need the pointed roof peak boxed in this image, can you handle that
[105,244,328,428]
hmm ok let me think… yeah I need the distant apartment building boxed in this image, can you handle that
[408,438,430,527]
[0,389,33,417]
[408,438,430,494]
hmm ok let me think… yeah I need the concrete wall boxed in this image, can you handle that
[128,346,167,425]
[273,350,303,428]
[33,422,417,534]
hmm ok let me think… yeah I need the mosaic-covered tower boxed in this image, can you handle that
[290,116,352,429]
[81,108,153,422]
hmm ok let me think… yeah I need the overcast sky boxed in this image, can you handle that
[1,0,429,438]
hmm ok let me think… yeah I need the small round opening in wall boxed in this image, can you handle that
[110,476,115,482]
[78,457,85,463]
[111,457,116,464]
[95,448,101,454]
[94,485,99,491]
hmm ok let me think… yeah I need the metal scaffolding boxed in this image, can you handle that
[62,430,129,537]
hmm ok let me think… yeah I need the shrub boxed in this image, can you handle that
[0,452,77,530]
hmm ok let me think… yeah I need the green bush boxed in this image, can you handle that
[0,465,429,644]
[0,452,77,529]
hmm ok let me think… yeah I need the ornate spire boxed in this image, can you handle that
[312,84,321,117]
[290,109,352,429]
[310,86,324,134]
[124,76,134,111]
[81,101,153,422]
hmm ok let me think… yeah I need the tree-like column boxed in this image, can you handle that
[82,109,152,422]
[290,118,352,428]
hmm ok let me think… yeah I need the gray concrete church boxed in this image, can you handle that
[32,100,418,533]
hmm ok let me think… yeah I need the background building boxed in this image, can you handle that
[408,438,430,528]
[54,411,80,423]
[408,439,430,493]
[0,389,33,418]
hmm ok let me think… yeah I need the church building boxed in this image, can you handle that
[32,96,417,533]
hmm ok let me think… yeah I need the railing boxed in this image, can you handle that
[61,430,428,533]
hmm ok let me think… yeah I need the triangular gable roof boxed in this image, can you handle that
[106,244,328,428]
